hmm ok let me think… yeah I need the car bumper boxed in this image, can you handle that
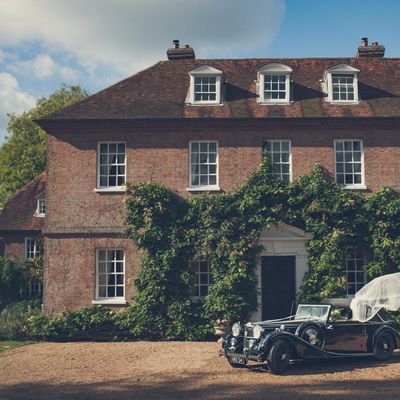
[219,349,264,362]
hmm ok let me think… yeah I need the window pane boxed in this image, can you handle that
[200,175,208,185]
[265,141,291,182]
[335,140,363,186]
[96,250,125,299]
[98,143,126,188]
[189,141,218,188]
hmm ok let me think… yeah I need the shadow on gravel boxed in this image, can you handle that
[244,352,400,375]
[1,373,400,400]
[281,352,400,376]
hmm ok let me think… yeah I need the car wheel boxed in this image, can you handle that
[374,332,394,361]
[300,324,324,348]
[267,339,291,375]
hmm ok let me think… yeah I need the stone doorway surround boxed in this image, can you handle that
[252,223,312,321]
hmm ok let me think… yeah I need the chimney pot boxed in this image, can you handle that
[361,37,368,47]
[173,39,180,49]
[372,41,378,46]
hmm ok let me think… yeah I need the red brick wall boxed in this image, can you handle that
[42,119,400,313]
[43,236,139,314]
[1,233,39,261]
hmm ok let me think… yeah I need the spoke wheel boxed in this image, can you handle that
[374,332,394,361]
[300,324,324,349]
[267,339,291,375]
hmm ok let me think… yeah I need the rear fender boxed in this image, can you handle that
[371,325,400,351]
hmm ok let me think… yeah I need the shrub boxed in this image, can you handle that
[0,299,41,339]
[26,305,129,340]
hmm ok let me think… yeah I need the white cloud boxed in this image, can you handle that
[0,72,36,143]
[0,0,285,76]
[9,54,80,81]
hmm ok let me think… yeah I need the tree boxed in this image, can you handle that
[0,257,27,313]
[0,84,89,209]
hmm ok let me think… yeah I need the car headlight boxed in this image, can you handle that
[253,324,263,339]
[232,323,242,337]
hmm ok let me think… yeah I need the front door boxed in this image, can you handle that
[261,256,296,320]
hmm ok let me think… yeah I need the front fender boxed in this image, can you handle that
[257,331,333,360]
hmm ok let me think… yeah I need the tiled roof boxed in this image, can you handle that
[40,58,400,120]
[0,172,46,232]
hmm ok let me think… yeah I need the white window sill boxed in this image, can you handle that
[94,187,127,193]
[34,213,45,217]
[258,101,292,105]
[329,101,361,105]
[186,186,221,192]
[341,185,367,190]
[191,296,206,302]
[92,299,127,305]
[187,102,223,106]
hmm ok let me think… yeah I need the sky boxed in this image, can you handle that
[0,0,400,143]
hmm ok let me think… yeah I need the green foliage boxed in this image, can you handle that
[26,305,126,340]
[124,158,400,340]
[0,300,41,339]
[0,258,29,313]
[0,84,88,209]
[24,158,400,342]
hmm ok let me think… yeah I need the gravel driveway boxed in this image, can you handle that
[1,342,399,400]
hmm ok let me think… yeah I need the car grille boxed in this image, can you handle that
[245,326,254,338]
[244,326,256,353]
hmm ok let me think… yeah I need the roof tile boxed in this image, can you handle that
[40,58,400,120]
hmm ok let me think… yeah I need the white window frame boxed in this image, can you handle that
[324,63,360,104]
[265,140,292,182]
[258,63,292,104]
[334,139,365,189]
[188,140,219,191]
[35,198,45,217]
[25,238,40,260]
[190,260,212,299]
[93,249,126,305]
[188,65,223,105]
[344,247,367,297]
[96,142,127,192]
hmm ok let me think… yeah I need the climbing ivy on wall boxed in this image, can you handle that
[124,158,400,340]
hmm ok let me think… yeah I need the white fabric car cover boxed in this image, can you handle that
[350,272,400,321]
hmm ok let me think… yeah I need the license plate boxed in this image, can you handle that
[230,356,246,365]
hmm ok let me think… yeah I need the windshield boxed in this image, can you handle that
[295,305,331,321]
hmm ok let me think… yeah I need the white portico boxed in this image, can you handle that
[252,223,312,321]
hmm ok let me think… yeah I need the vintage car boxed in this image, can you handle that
[221,299,400,374]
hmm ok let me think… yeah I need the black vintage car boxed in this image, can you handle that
[222,300,400,374]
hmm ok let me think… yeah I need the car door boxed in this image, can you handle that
[323,321,368,352]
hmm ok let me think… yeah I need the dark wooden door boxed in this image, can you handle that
[261,256,296,320]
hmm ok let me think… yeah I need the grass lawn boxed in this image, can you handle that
[0,340,35,353]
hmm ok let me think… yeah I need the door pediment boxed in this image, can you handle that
[259,223,312,241]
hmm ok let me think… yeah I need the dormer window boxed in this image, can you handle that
[324,63,360,103]
[258,63,292,104]
[188,65,223,105]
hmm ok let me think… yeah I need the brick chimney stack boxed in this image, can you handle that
[167,39,195,60]
[356,37,385,58]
